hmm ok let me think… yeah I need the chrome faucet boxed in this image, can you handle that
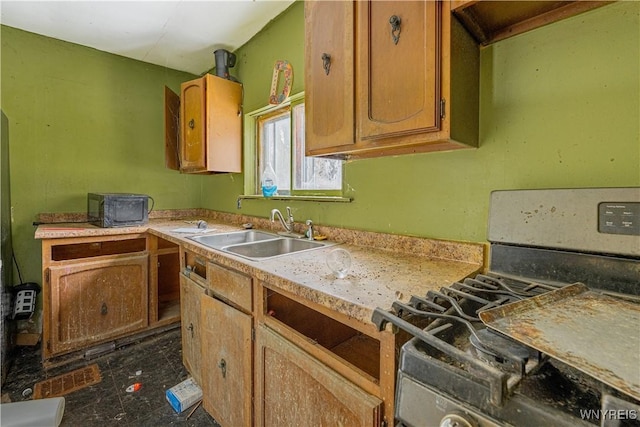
[305,219,315,241]
[270,207,294,234]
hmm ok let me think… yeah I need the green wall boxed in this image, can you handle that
[203,0,640,241]
[0,25,202,294]
[1,1,639,331]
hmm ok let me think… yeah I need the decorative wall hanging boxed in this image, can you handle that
[269,60,293,105]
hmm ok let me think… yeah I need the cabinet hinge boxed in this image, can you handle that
[251,327,255,342]
[440,98,446,120]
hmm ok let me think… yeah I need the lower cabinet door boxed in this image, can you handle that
[255,325,383,427]
[48,254,148,356]
[180,273,206,385]
[200,294,252,427]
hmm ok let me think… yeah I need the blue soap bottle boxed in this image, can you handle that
[261,165,277,197]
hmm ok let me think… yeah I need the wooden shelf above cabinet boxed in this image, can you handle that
[451,0,613,46]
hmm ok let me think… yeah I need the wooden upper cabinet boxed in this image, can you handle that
[305,0,355,154]
[164,74,242,173]
[305,0,479,160]
[181,78,208,171]
[357,0,439,141]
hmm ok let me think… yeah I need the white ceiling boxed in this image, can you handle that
[0,0,296,75]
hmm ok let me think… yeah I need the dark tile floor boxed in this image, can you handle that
[1,327,220,426]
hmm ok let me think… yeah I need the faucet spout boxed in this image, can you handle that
[270,208,293,233]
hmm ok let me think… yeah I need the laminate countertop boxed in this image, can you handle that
[35,212,485,327]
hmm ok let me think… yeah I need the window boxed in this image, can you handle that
[244,93,343,197]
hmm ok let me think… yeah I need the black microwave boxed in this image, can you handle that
[87,193,149,228]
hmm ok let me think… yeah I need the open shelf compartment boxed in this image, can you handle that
[265,289,380,382]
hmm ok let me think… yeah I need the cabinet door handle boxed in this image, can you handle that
[101,302,108,315]
[218,358,227,378]
[321,53,331,75]
[187,323,194,338]
[188,118,195,129]
[389,15,401,45]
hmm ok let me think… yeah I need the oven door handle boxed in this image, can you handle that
[372,307,509,406]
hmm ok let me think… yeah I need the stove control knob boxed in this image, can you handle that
[440,412,478,427]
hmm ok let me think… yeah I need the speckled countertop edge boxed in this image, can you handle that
[35,209,485,326]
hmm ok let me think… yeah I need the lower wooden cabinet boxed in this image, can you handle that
[40,233,181,363]
[177,251,392,426]
[179,272,206,385]
[254,325,383,427]
[200,293,253,427]
[47,253,148,356]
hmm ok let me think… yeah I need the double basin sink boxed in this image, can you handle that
[188,229,332,261]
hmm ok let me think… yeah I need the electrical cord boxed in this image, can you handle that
[147,196,155,215]
[12,251,24,284]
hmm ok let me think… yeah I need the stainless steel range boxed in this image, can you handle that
[373,187,640,427]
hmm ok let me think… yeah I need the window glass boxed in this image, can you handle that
[252,95,343,197]
[259,110,291,194]
[293,104,342,191]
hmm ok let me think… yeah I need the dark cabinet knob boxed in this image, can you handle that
[321,53,331,75]
[101,302,108,315]
[218,358,227,378]
[389,15,401,45]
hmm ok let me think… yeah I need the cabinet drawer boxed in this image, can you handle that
[51,238,146,261]
[208,262,252,313]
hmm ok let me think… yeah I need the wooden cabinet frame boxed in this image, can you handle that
[255,282,396,425]
[148,234,181,326]
[42,234,149,360]
[41,232,180,363]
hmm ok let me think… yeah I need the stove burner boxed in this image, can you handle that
[469,329,533,375]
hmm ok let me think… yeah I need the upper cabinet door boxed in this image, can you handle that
[357,0,440,141]
[305,0,355,154]
[180,76,207,172]
[164,86,180,171]
[204,74,243,173]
